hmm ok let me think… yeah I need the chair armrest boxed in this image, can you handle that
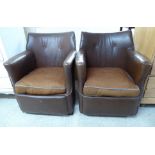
[127,50,152,89]
[63,50,76,94]
[4,50,36,87]
[75,50,86,93]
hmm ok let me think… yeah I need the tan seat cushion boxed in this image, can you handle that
[83,67,140,97]
[15,67,66,95]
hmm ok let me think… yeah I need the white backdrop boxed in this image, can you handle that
[0,28,26,59]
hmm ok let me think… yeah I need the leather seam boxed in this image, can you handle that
[84,85,139,91]
[16,85,65,90]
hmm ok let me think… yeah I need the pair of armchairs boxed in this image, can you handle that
[4,31,152,116]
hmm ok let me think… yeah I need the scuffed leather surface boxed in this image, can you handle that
[4,51,36,87]
[83,67,140,97]
[27,32,76,67]
[4,32,76,115]
[15,67,65,95]
[16,93,73,115]
[76,31,151,116]
[75,50,86,93]
[81,95,140,116]
[127,50,152,90]
[80,31,134,68]
[63,50,76,94]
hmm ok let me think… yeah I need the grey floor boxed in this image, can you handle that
[0,94,155,127]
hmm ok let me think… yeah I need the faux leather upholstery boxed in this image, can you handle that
[80,31,134,68]
[76,31,152,116]
[127,50,152,89]
[4,32,76,115]
[15,67,66,95]
[4,50,36,86]
[27,32,75,67]
[83,67,140,97]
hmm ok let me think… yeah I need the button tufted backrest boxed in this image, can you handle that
[80,31,134,69]
[26,32,76,67]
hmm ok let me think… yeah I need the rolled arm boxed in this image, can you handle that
[4,50,36,87]
[63,50,76,94]
[75,50,86,93]
[127,50,152,88]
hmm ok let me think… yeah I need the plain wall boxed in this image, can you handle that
[0,27,26,59]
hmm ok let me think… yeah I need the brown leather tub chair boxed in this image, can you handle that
[4,32,76,115]
[76,31,152,116]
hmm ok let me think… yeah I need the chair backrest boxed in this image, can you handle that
[80,31,134,68]
[26,32,76,67]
